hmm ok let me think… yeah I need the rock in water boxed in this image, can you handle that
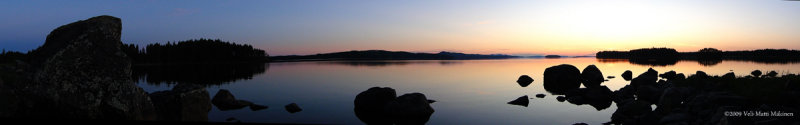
[751,70,762,77]
[543,64,581,94]
[149,83,211,121]
[580,65,604,88]
[20,15,155,120]
[211,89,252,110]
[535,94,546,98]
[516,75,534,87]
[507,95,530,107]
[622,70,633,81]
[285,103,302,113]
[354,87,435,125]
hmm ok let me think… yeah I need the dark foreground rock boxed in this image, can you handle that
[543,64,581,94]
[535,94,546,98]
[354,87,435,125]
[622,70,633,81]
[516,75,533,87]
[507,95,529,107]
[580,65,604,87]
[149,83,210,121]
[4,15,156,120]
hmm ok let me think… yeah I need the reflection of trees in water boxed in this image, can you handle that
[132,63,268,85]
[317,60,463,67]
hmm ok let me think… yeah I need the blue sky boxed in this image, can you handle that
[1,0,799,56]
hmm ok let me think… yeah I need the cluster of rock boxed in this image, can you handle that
[607,68,800,124]
[354,87,435,125]
[540,64,614,110]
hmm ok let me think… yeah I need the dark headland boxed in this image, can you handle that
[270,50,518,62]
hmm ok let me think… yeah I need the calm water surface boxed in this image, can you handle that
[136,58,800,124]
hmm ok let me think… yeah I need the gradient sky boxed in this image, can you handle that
[1,0,799,56]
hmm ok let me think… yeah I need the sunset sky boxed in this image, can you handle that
[1,0,799,56]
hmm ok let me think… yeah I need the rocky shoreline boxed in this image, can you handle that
[539,64,800,124]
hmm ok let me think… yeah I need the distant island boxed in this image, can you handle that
[545,55,562,58]
[596,48,800,65]
[271,50,518,62]
[123,39,270,64]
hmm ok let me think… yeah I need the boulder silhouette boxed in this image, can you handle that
[285,103,302,113]
[211,89,253,111]
[354,87,435,125]
[516,75,534,87]
[751,70,762,77]
[543,64,581,94]
[507,95,529,107]
[17,15,155,120]
[622,70,633,81]
[580,65,604,87]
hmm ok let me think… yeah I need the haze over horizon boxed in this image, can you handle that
[1,0,799,56]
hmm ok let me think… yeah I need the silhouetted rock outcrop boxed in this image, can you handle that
[285,103,302,113]
[543,64,581,94]
[211,89,257,111]
[516,75,533,87]
[621,70,633,81]
[580,65,604,87]
[11,15,156,120]
[507,96,529,107]
[751,70,762,77]
[149,83,211,121]
[354,87,435,125]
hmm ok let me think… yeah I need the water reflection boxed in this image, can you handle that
[316,60,463,67]
[132,63,268,85]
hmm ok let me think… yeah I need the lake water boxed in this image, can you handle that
[135,58,800,124]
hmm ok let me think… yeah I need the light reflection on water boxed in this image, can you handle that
[136,58,800,124]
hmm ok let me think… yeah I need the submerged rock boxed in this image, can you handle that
[249,104,268,111]
[285,103,302,113]
[354,87,435,125]
[15,15,155,120]
[543,64,581,94]
[517,75,534,87]
[622,70,633,81]
[580,65,604,87]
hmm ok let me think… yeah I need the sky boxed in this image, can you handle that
[1,0,799,56]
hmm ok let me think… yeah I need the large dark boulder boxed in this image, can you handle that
[631,68,659,88]
[354,87,435,125]
[149,83,211,121]
[543,64,581,94]
[580,65,604,88]
[389,93,434,125]
[516,75,533,87]
[17,15,155,120]
[622,70,633,81]
[751,70,762,77]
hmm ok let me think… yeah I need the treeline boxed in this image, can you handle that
[271,50,518,61]
[0,49,27,64]
[123,39,269,64]
[596,48,800,65]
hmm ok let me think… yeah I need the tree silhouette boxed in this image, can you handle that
[123,39,269,64]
